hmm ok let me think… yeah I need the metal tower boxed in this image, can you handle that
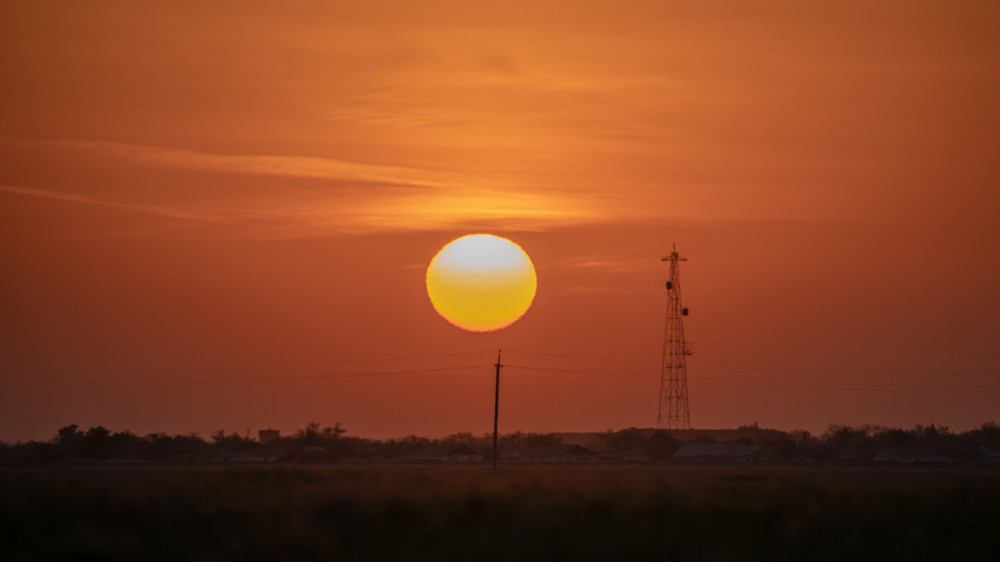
[658,244,692,429]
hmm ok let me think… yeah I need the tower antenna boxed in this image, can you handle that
[658,244,692,429]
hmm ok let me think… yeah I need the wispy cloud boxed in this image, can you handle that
[0,184,220,222]
[4,137,517,196]
[557,256,657,273]
[1,137,600,237]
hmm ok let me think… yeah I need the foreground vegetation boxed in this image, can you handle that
[1,464,997,561]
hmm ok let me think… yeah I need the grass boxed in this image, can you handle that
[1,464,998,561]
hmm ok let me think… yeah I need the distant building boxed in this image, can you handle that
[873,447,953,464]
[981,447,1000,463]
[495,445,522,461]
[673,442,753,463]
[617,446,653,463]
[526,444,597,463]
[258,429,280,445]
[408,444,482,463]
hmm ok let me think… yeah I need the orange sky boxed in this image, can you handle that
[2,1,999,442]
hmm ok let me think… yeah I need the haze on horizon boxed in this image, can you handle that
[1,1,998,443]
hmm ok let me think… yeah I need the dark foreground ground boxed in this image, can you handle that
[1,464,998,561]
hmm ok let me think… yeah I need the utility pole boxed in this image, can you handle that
[658,244,692,429]
[493,349,502,472]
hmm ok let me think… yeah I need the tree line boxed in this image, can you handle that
[0,422,566,464]
[0,421,997,464]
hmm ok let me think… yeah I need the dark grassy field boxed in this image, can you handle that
[1,464,998,561]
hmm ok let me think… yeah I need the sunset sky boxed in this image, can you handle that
[2,1,998,443]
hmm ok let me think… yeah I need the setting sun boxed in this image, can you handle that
[426,234,537,332]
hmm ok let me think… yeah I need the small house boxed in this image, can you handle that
[258,429,280,445]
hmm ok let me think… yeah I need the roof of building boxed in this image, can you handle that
[495,445,522,458]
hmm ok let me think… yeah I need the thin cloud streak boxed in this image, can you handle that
[3,137,522,197]
[0,184,219,222]
[1,138,601,237]
[557,256,658,273]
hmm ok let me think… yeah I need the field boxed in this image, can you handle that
[2,464,998,561]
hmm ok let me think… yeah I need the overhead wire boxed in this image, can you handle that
[0,350,494,377]
[504,348,999,377]
[691,363,1000,377]
[2,349,997,392]
[504,349,658,366]
[0,365,482,389]
[504,364,1000,393]
[689,378,1000,393]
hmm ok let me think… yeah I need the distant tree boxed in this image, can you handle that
[391,435,432,456]
[294,422,324,446]
[81,426,113,458]
[53,424,84,453]
[607,427,645,452]
[950,422,1000,460]
[502,431,560,455]
[979,421,1000,444]
[646,430,680,460]
[281,422,352,460]
[694,431,717,443]
[822,424,889,460]
[964,421,1000,451]
[142,432,207,461]
[22,441,61,463]
[291,422,346,447]
[211,430,256,452]
[143,432,176,461]
[443,432,476,446]
[56,424,83,444]
[322,423,346,440]
[756,431,799,460]
[874,427,915,447]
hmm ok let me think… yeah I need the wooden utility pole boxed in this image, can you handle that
[493,349,502,472]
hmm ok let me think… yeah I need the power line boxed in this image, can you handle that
[691,376,1000,390]
[504,365,1000,392]
[4,347,996,379]
[505,364,656,380]
[5,361,999,392]
[504,349,658,366]
[0,365,481,389]
[0,350,492,377]
[689,379,1000,393]
[3,351,998,393]
[691,363,1000,377]
[503,349,1000,377]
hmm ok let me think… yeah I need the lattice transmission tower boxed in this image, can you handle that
[657,244,692,429]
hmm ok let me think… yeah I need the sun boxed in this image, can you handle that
[426,234,537,332]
